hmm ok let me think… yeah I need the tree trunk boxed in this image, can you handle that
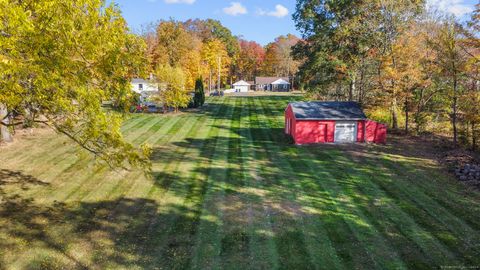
[0,103,13,142]
[405,98,409,134]
[452,76,458,147]
[291,75,294,91]
[349,75,356,101]
[415,88,425,134]
[472,122,476,151]
[391,97,399,129]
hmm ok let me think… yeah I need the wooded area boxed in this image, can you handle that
[292,0,480,151]
[141,19,302,91]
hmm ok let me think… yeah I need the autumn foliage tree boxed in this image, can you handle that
[201,39,231,91]
[0,0,150,169]
[155,65,190,113]
[236,39,265,80]
[263,34,301,79]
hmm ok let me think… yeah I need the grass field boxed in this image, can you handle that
[1,95,480,269]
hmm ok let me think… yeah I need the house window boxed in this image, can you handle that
[139,84,143,90]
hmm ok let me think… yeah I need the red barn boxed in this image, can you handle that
[285,101,387,144]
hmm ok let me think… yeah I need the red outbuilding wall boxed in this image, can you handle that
[357,120,365,142]
[366,120,387,144]
[285,105,296,139]
[295,120,336,144]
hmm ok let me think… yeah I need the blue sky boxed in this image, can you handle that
[112,0,477,45]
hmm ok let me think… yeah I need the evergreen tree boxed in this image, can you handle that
[194,78,205,107]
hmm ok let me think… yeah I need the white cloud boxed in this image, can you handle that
[427,0,474,17]
[164,0,195,4]
[257,4,289,18]
[223,2,248,16]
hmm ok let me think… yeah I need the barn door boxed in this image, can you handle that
[334,122,356,143]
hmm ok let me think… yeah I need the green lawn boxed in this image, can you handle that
[1,95,480,269]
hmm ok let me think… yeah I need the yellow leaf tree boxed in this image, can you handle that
[155,65,190,113]
[201,39,231,91]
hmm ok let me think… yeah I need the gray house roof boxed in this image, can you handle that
[289,101,367,120]
[255,77,289,85]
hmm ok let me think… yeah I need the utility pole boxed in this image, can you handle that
[287,56,291,91]
[217,55,221,93]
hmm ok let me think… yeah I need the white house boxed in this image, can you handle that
[232,80,251,93]
[271,78,290,91]
[131,78,161,102]
[255,77,291,91]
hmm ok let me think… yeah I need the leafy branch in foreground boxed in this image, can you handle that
[0,0,151,170]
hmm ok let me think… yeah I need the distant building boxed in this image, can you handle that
[131,78,163,102]
[232,80,251,92]
[255,77,291,91]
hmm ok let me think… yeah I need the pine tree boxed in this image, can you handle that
[194,78,205,108]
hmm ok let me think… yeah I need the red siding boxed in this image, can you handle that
[357,120,365,142]
[284,105,297,141]
[294,120,335,144]
[366,120,387,144]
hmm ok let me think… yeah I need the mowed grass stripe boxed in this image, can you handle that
[218,97,253,269]
[250,97,319,270]
[122,114,159,135]
[141,97,229,269]
[191,97,237,270]
[368,148,480,221]
[11,113,150,172]
[243,97,282,269]
[0,132,65,163]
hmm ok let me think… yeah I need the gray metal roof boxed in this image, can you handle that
[255,77,289,85]
[289,101,367,120]
[132,78,150,84]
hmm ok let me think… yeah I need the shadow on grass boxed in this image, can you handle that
[2,96,480,269]
[0,176,334,269]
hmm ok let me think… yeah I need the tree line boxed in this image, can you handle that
[293,0,480,150]
[141,18,302,104]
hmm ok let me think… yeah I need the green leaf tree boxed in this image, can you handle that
[0,0,150,169]
[428,20,468,146]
